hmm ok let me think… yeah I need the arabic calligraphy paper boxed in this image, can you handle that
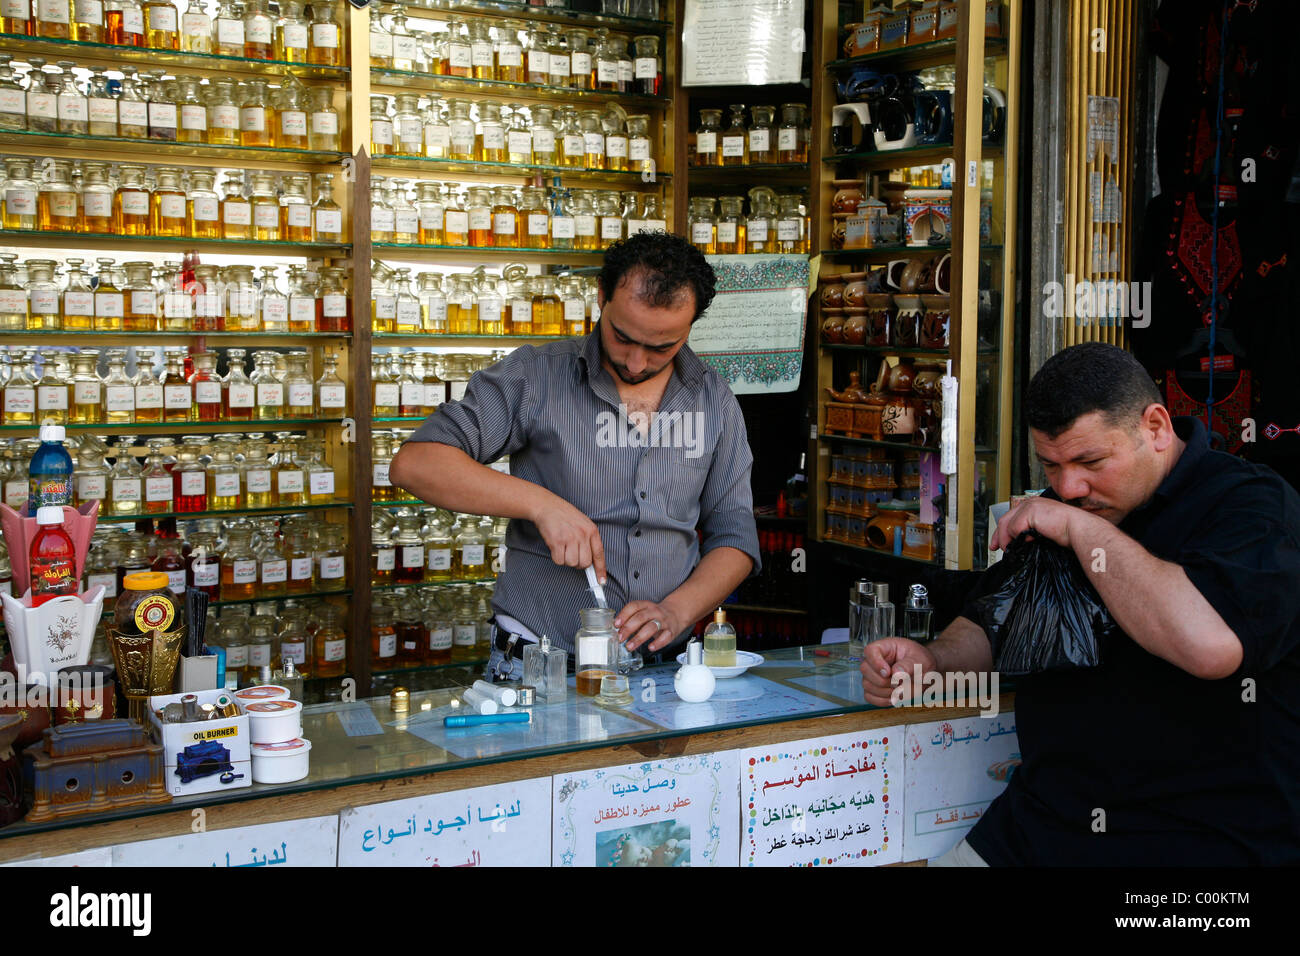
[111,815,338,867]
[682,0,806,87]
[553,752,740,867]
[688,254,809,395]
[741,728,903,867]
[337,777,551,867]
[901,716,1021,862]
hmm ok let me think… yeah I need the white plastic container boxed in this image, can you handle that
[234,684,290,709]
[245,698,303,744]
[250,737,311,784]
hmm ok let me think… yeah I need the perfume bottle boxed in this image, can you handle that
[702,607,736,667]
[522,633,566,701]
[870,582,895,643]
[903,583,933,644]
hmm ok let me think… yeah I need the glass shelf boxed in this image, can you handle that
[213,587,352,607]
[823,143,1004,171]
[372,657,490,677]
[0,329,351,340]
[371,67,668,108]
[818,432,994,456]
[0,417,344,433]
[372,416,427,423]
[722,603,807,615]
[372,332,579,343]
[371,577,495,592]
[0,229,349,256]
[820,244,1004,262]
[373,497,426,507]
[826,36,1008,72]
[369,153,668,183]
[685,163,810,187]
[0,32,350,78]
[0,129,346,165]
[95,498,351,524]
[371,241,603,262]
[391,0,668,33]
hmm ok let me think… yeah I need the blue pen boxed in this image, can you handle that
[444,712,531,727]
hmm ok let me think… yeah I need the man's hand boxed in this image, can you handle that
[616,600,683,654]
[531,497,607,583]
[990,496,1100,552]
[860,638,938,707]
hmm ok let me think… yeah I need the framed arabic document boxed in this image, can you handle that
[681,0,807,87]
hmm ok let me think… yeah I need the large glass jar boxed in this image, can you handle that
[224,264,257,330]
[778,102,806,162]
[24,259,60,331]
[716,195,745,254]
[274,0,309,62]
[206,78,240,146]
[273,78,308,150]
[572,189,598,251]
[114,164,150,236]
[775,193,804,254]
[578,108,604,169]
[281,351,313,418]
[242,0,274,58]
[693,107,722,167]
[176,76,207,143]
[192,262,223,331]
[122,261,158,331]
[189,350,222,421]
[308,87,339,151]
[179,0,209,52]
[250,348,284,419]
[632,35,661,95]
[748,104,775,164]
[453,515,486,579]
[222,347,254,419]
[574,607,617,696]
[746,187,775,253]
[314,351,346,415]
[596,189,623,248]
[494,19,525,83]
[309,0,342,66]
[722,103,748,165]
[108,437,142,515]
[100,348,133,421]
[316,524,346,591]
[443,15,471,77]
[313,604,347,676]
[311,173,342,242]
[557,107,584,168]
[143,0,177,48]
[316,266,349,332]
[212,0,244,55]
[688,196,716,254]
[369,94,393,156]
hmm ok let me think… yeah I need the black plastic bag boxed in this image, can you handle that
[971,534,1119,676]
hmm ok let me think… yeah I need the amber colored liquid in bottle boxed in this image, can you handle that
[371,624,397,669]
[576,669,614,696]
[2,9,34,34]
[532,299,563,336]
[313,629,345,677]
[152,191,187,237]
[106,8,143,44]
[281,208,312,242]
[219,562,256,601]
[468,223,493,248]
[115,193,151,236]
[425,628,452,665]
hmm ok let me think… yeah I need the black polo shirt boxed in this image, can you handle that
[963,417,1300,865]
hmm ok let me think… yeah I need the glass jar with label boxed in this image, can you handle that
[188,349,221,421]
[392,93,422,156]
[111,68,147,137]
[746,186,775,253]
[273,77,308,149]
[312,603,346,675]
[529,275,562,336]
[206,78,240,145]
[158,347,190,422]
[775,193,804,253]
[777,102,806,162]
[568,189,595,251]
[368,176,393,243]
[1,348,36,425]
[632,34,660,95]
[597,189,623,248]
[578,108,605,169]
[715,195,744,254]
[721,103,748,165]
[34,0,70,36]
[0,257,25,330]
[3,158,38,231]
[690,107,723,168]
[413,181,443,245]
[52,62,88,135]
[299,437,333,503]
[308,0,342,66]
[442,273,474,334]
[143,0,178,49]
[311,173,342,242]
[369,602,397,669]
[108,437,142,515]
[274,0,308,62]
[275,172,310,242]
[184,529,218,598]
[205,441,240,509]
[179,0,209,52]
[175,76,207,143]
[369,93,393,156]
[316,265,349,331]
[453,516,486,579]
[182,168,218,239]
[191,263,223,331]
[240,0,273,58]
[392,511,424,585]
[141,437,173,513]
[310,349,346,416]
[367,3,391,67]
[490,186,519,249]
[100,348,133,421]
[1,0,32,35]
[412,271,444,333]
[146,165,184,237]
[224,263,257,330]
[74,438,110,507]
[422,514,453,582]
[556,107,583,168]
[35,160,76,235]
[219,171,251,240]
[748,104,775,164]
[239,78,273,147]
[233,437,269,508]
[317,524,346,591]
[256,265,287,331]
[393,267,420,332]
[601,108,628,172]
[474,269,503,335]
[33,346,67,421]
[22,62,56,134]
[24,261,59,331]
[558,275,584,334]
[131,346,163,422]
[284,264,314,332]
[490,18,522,82]
[688,196,716,254]
[222,347,253,419]
[212,0,244,55]
[389,6,417,71]
[81,70,116,137]
[499,103,529,165]
[370,430,394,499]
[121,262,157,331]
[146,71,179,141]
[219,524,257,600]
[477,100,505,162]
[516,186,549,250]
[444,97,474,160]
[64,264,95,332]
[249,174,279,241]
[248,348,282,419]
[279,526,311,593]
[591,28,617,91]
[72,0,105,41]
[370,262,395,332]
[280,350,313,418]
[307,86,338,151]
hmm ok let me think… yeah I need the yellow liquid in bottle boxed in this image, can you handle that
[703,631,736,667]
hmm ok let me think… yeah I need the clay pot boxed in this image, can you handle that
[820,309,845,344]
[831,180,866,215]
[920,294,950,349]
[933,252,952,294]
[893,294,923,347]
[842,308,867,345]
[841,271,869,309]
[912,362,944,399]
[819,274,845,310]
[864,293,894,346]
[829,215,848,249]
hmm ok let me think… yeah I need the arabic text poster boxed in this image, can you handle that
[552,751,740,867]
[336,776,551,867]
[741,727,903,867]
[111,815,339,867]
[901,715,1021,862]
[1,846,114,867]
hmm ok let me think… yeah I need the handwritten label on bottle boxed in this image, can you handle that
[309,471,334,496]
[277,470,304,494]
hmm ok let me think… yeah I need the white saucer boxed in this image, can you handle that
[674,650,764,679]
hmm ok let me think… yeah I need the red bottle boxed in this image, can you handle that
[30,507,78,606]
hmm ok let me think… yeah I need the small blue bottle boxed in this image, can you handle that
[27,424,74,513]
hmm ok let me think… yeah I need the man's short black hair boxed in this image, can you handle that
[1026,342,1163,438]
[598,231,717,322]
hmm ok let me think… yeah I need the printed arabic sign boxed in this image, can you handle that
[337,777,551,867]
[689,254,809,395]
[901,716,1020,862]
[741,727,903,867]
[111,815,339,867]
[553,751,740,867]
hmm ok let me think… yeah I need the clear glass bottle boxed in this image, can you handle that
[185,168,219,239]
[307,86,339,151]
[572,189,598,251]
[74,0,107,40]
[285,264,315,332]
[141,437,173,513]
[475,269,503,336]
[392,92,422,156]
[36,0,72,37]
[74,435,110,505]
[240,0,273,58]
[465,185,492,248]
[748,104,775,164]
[316,523,346,591]
[247,172,278,241]
[313,603,347,676]
[221,525,259,603]
[23,260,59,331]
[222,347,254,419]
[158,347,190,422]
[369,175,393,242]
[775,193,804,254]
[447,273,478,334]
[257,264,287,331]
[746,186,775,253]
[36,159,77,233]
[574,606,617,696]
[371,351,398,413]
[578,108,605,169]
[224,264,257,330]
[393,268,420,333]
[490,186,519,249]
[465,16,493,80]
[446,97,475,160]
[53,62,88,135]
[420,97,448,159]
[24,61,58,134]
[702,607,737,666]
[302,437,333,502]
[597,189,623,247]
[148,165,185,236]
[2,158,38,231]
[277,172,311,241]
[693,107,722,167]
[688,196,716,254]
[122,262,158,331]
[62,262,95,333]
[312,350,346,417]
[239,437,272,507]
[477,100,505,162]
[417,272,446,334]
[308,0,342,66]
[274,0,309,63]
[716,195,744,254]
[100,348,134,421]
[176,75,207,143]
[280,350,312,417]
[142,0,178,49]
[495,18,525,83]
[531,275,563,336]
[722,103,748,165]
[207,442,242,509]
[367,3,391,68]
[602,109,628,172]
[283,526,313,593]
[146,71,178,141]
[415,181,444,245]
[217,171,250,239]
[389,6,416,71]
[778,102,806,163]
[108,437,142,515]
[311,173,342,242]
[442,187,468,246]
[206,78,240,145]
[369,93,393,156]
[518,185,550,250]
[556,107,584,169]
[239,78,273,147]
[33,346,68,421]
[211,0,244,55]
[189,349,221,421]
[315,265,349,331]
[249,349,283,419]
[1,348,36,425]
[130,346,163,422]
[179,0,210,52]
[273,77,308,149]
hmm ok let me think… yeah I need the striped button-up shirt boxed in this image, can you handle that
[404,325,761,652]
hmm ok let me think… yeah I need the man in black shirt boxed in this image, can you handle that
[861,342,1300,864]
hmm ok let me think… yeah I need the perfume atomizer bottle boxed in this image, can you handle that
[157,692,239,723]
[903,583,933,643]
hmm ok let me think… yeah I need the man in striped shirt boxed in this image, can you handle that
[390,232,761,679]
